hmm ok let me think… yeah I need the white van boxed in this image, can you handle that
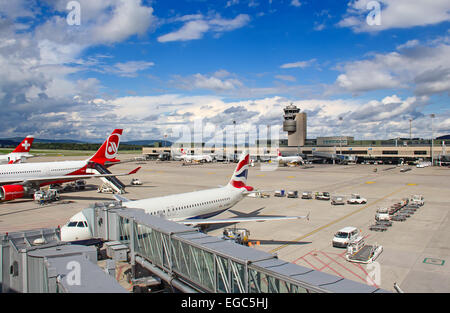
[332,226,361,248]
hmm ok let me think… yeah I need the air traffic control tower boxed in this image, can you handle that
[283,103,307,147]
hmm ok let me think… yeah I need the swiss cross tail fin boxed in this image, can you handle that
[12,136,34,153]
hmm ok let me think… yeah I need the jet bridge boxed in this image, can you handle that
[0,228,126,293]
[1,202,390,293]
[84,202,388,293]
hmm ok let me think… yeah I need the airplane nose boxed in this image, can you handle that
[60,226,73,242]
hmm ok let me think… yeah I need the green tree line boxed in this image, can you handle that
[31,142,143,151]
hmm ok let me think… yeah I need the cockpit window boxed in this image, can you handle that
[67,221,77,227]
[77,222,85,227]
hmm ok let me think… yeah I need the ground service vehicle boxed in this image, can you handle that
[332,226,362,248]
[347,194,367,204]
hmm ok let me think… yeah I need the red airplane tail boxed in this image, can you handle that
[89,129,123,165]
[12,136,34,153]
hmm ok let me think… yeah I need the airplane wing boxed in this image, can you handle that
[0,167,141,186]
[179,213,309,226]
[113,194,131,202]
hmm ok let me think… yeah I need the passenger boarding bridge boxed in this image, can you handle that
[1,202,389,293]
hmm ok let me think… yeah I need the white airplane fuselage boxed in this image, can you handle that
[277,156,303,164]
[179,154,212,162]
[0,152,32,165]
[60,150,309,242]
[123,185,244,221]
[0,160,89,186]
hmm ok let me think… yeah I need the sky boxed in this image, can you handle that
[0,0,449,143]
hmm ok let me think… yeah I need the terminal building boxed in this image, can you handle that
[142,104,448,164]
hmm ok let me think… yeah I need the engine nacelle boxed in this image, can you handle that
[0,185,25,201]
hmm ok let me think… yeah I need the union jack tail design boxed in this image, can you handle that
[12,135,34,153]
[228,151,253,191]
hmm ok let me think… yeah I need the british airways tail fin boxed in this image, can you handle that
[89,129,123,165]
[228,150,253,191]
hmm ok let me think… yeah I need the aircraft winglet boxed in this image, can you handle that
[128,167,141,175]
[114,194,131,202]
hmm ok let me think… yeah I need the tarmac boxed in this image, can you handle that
[1,154,449,293]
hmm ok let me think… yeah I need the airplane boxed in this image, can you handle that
[174,148,213,163]
[0,129,140,202]
[273,148,304,166]
[60,151,309,241]
[0,136,35,165]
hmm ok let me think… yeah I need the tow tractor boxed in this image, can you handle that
[34,189,60,204]
[331,195,345,205]
[375,208,391,221]
[247,191,270,198]
[301,191,313,199]
[345,236,383,264]
[347,194,367,204]
[410,195,424,206]
[131,178,142,185]
[222,228,250,246]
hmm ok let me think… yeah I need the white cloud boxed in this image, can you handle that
[0,0,156,139]
[157,14,250,43]
[158,19,210,42]
[80,93,447,141]
[174,72,243,92]
[226,0,239,8]
[396,39,420,50]
[331,37,450,95]
[91,0,155,43]
[274,75,296,82]
[290,0,302,7]
[103,61,155,77]
[280,59,316,69]
[338,0,450,32]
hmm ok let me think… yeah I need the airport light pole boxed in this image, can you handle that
[339,117,343,155]
[233,120,237,162]
[431,114,435,166]
[409,118,412,140]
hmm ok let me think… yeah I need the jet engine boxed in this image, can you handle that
[0,185,25,201]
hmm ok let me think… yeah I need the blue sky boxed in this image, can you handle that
[0,0,449,142]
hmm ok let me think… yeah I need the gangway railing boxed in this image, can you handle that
[85,202,388,293]
[88,162,126,194]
